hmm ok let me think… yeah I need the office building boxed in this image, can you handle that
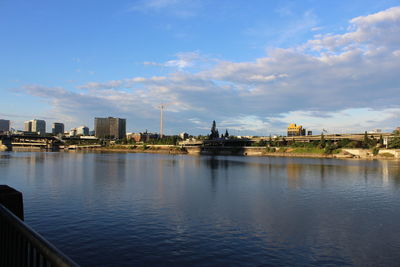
[0,119,10,132]
[32,120,46,135]
[94,117,126,139]
[52,123,65,135]
[69,128,77,137]
[25,119,46,135]
[76,126,89,136]
[24,121,32,132]
[179,132,189,139]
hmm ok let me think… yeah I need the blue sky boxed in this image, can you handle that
[1,0,400,135]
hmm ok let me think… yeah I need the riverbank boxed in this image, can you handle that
[93,145,188,155]
[90,145,400,160]
[6,143,399,160]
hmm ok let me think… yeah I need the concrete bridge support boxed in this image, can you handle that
[0,138,12,151]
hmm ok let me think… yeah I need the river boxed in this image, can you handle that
[1,151,400,266]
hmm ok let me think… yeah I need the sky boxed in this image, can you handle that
[1,0,400,136]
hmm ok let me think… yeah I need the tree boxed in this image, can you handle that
[319,133,326,148]
[362,131,370,148]
[282,137,287,146]
[388,137,400,148]
[209,120,219,140]
[268,135,273,147]
[224,129,229,138]
[378,135,384,146]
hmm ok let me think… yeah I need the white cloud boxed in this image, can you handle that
[129,0,202,18]
[306,6,400,52]
[23,6,400,134]
[144,51,207,70]
[269,108,400,134]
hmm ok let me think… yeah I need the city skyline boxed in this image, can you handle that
[1,1,400,135]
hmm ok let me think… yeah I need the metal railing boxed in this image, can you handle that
[0,204,79,267]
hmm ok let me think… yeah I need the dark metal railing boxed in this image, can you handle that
[0,204,79,267]
[0,187,79,267]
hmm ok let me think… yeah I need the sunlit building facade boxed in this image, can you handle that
[287,123,306,137]
[94,117,126,139]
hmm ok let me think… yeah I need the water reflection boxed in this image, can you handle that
[1,152,400,266]
[286,162,301,189]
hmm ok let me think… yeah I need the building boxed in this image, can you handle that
[69,128,77,137]
[287,123,306,137]
[76,126,89,136]
[94,117,126,139]
[32,120,46,135]
[0,119,10,132]
[127,132,159,142]
[25,119,46,135]
[24,121,32,132]
[179,132,189,139]
[52,123,65,135]
[369,129,382,134]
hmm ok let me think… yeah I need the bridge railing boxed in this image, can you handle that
[0,186,79,267]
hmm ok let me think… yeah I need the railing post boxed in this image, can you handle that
[0,185,24,220]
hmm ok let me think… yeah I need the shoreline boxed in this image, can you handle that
[90,146,399,160]
[4,146,399,160]
[92,147,187,155]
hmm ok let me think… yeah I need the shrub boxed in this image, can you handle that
[380,152,394,157]
[265,147,276,152]
[388,137,400,149]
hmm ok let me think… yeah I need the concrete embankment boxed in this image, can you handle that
[342,149,400,159]
[0,139,12,151]
[189,146,400,160]
[94,144,187,154]
[195,146,341,158]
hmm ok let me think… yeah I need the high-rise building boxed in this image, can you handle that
[52,123,65,135]
[24,121,32,132]
[25,119,46,135]
[179,132,189,139]
[0,119,10,132]
[94,117,126,139]
[69,128,77,137]
[32,120,46,135]
[76,126,89,136]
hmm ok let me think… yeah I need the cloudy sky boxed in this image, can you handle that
[1,0,400,136]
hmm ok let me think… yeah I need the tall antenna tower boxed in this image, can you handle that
[157,103,174,138]
[159,104,165,138]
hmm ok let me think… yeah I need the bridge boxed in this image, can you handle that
[251,133,393,143]
[0,134,64,150]
[66,144,102,150]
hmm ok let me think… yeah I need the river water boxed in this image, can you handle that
[1,151,400,266]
